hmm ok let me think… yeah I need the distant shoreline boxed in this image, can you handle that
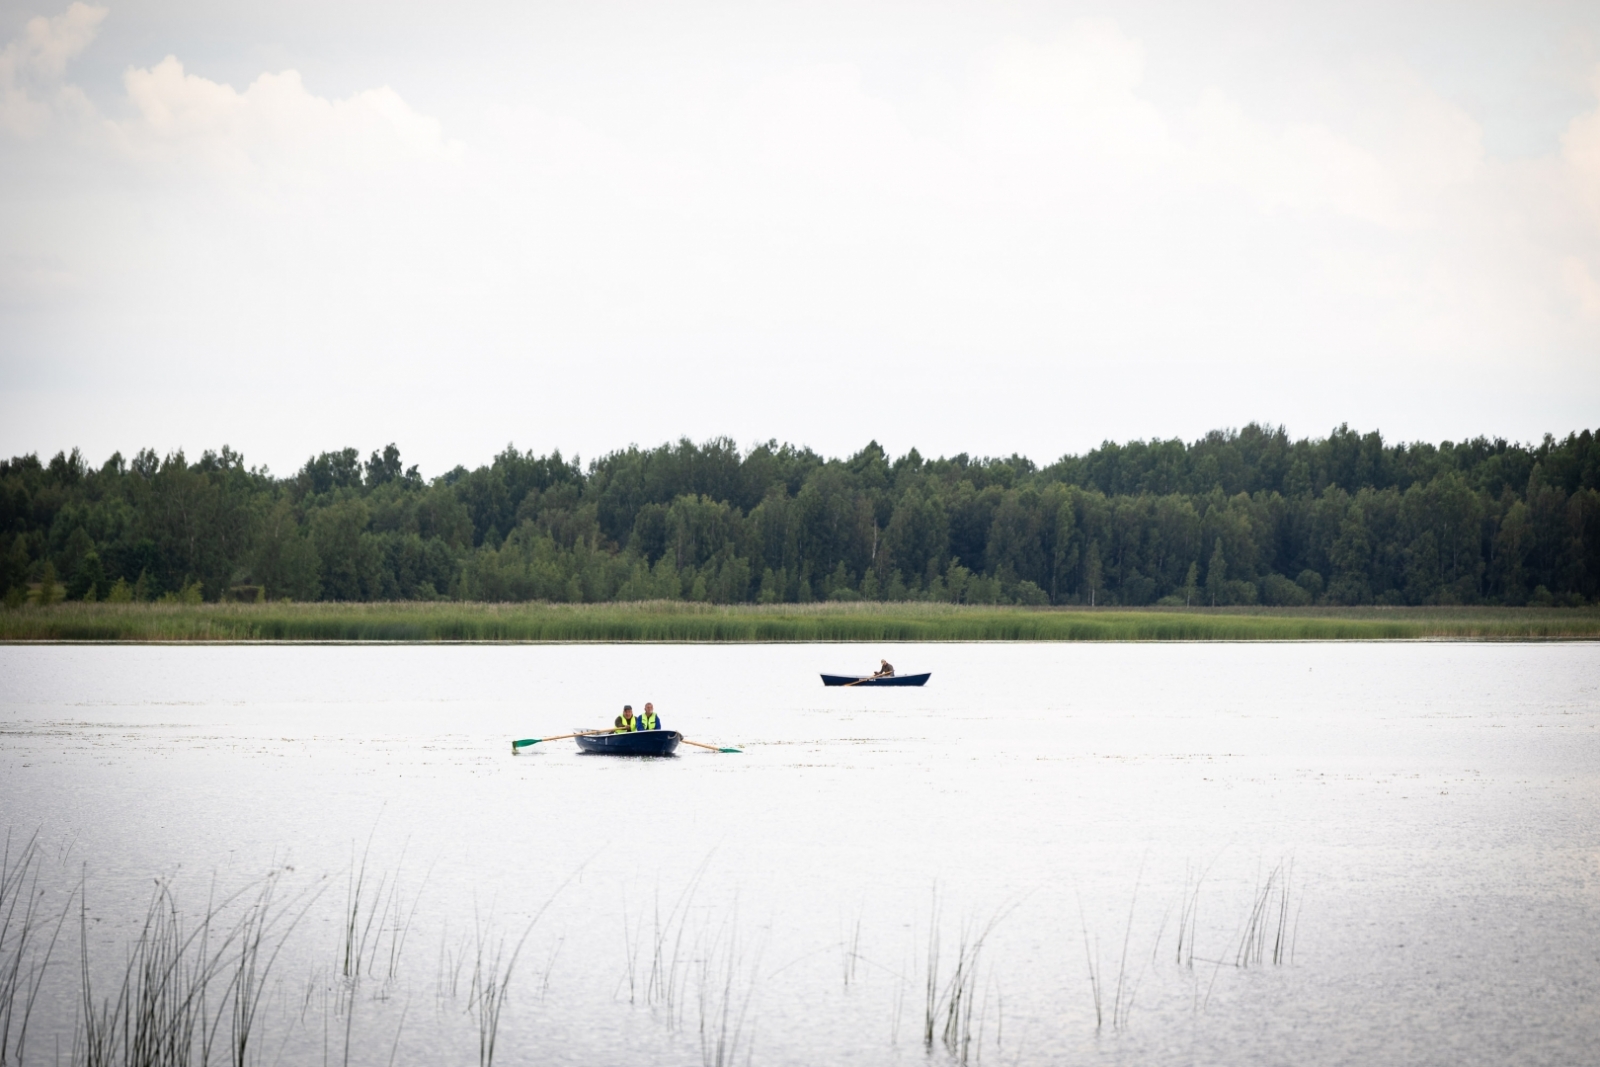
[3,601,1597,643]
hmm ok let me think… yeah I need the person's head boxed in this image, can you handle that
[644,702,653,713]
[622,704,634,717]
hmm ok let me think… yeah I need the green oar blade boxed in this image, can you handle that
[512,738,539,748]
[718,746,743,753]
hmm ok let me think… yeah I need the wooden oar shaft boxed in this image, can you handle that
[512,729,610,752]
[679,738,740,752]
[843,674,890,687]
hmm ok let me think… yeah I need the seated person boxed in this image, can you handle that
[873,659,895,678]
[614,705,637,732]
[638,702,660,730]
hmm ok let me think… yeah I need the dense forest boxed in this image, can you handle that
[3,424,1598,609]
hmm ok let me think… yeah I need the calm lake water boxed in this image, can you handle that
[2,642,1597,1066]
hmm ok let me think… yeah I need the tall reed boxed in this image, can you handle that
[0,832,71,1067]
[922,892,1009,1065]
[1235,860,1296,968]
[840,912,862,989]
[644,859,712,1028]
[694,906,761,1067]
[73,869,316,1067]
[1173,860,1208,969]
[467,908,529,1067]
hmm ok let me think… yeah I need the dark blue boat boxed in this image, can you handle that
[820,672,931,687]
[574,729,682,756]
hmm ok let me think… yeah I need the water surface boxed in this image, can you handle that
[2,642,1596,1065]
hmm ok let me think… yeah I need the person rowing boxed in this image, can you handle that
[638,702,660,730]
[872,659,894,679]
[614,704,637,732]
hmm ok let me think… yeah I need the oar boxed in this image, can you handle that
[679,738,743,753]
[511,730,607,753]
[842,675,880,687]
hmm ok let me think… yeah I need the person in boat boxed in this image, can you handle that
[872,659,895,679]
[614,704,637,732]
[638,702,660,730]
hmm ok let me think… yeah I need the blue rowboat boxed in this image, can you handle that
[820,672,931,687]
[574,729,682,756]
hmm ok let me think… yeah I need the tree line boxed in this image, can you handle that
[3,424,1598,609]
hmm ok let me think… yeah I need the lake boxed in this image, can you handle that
[2,642,1597,1066]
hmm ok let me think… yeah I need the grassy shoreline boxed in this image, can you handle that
[3,600,1599,642]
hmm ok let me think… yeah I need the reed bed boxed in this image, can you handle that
[615,862,762,1067]
[2,841,1321,1065]
[4,600,1599,643]
[0,840,561,1067]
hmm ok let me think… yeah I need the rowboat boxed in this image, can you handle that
[820,672,931,687]
[574,729,682,756]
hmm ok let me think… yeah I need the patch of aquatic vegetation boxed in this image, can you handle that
[3,600,1599,642]
[3,828,1320,1067]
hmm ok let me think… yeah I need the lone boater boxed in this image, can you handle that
[873,659,895,678]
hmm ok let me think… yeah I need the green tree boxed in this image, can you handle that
[1491,499,1531,605]
[1084,540,1103,606]
[67,549,107,601]
[36,561,60,605]
[1,537,30,599]
[253,500,321,601]
[1206,538,1226,606]
[1327,504,1374,604]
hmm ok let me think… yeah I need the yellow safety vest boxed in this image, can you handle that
[638,711,658,730]
[614,715,636,733]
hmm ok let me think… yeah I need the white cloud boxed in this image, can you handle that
[0,4,456,183]
[1185,88,1394,221]
[958,22,1172,166]
[2,3,1598,471]
[1563,68,1600,227]
[114,59,459,178]
[0,1,103,135]
[1183,68,1486,229]
[1563,256,1600,320]
[740,63,934,194]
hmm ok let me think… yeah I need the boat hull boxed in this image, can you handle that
[574,729,682,756]
[820,672,931,687]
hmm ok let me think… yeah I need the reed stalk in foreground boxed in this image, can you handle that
[0,832,72,1067]
[694,904,761,1067]
[468,908,527,1067]
[71,868,319,1067]
[923,891,1011,1065]
[1235,860,1296,969]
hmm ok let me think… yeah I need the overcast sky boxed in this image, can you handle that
[2,0,1597,477]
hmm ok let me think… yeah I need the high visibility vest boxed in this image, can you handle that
[638,711,658,730]
[615,715,636,733]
